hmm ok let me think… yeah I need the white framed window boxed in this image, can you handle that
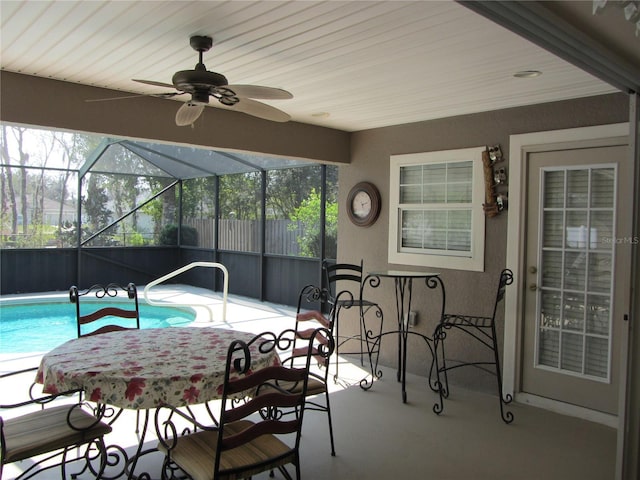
[388,146,486,271]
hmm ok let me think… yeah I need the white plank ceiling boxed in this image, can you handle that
[0,0,620,132]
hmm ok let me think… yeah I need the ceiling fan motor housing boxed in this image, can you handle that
[172,70,229,104]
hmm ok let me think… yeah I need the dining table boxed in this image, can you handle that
[36,326,280,479]
[364,270,441,403]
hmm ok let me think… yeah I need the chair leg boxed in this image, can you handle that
[359,311,364,367]
[360,305,383,380]
[334,305,341,382]
[491,324,514,424]
[325,389,336,456]
[432,326,446,416]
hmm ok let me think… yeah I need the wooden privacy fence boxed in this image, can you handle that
[183,218,303,255]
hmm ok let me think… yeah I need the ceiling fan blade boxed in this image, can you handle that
[86,92,182,102]
[223,85,293,100]
[133,79,176,89]
[175,102,205,126]
[229,98,291,122]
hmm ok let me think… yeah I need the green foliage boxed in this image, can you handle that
[126,231,146,246]
[289,188,337,258]
[159,224,198,246]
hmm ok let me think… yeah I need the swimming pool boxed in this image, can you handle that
[0,301,196,354]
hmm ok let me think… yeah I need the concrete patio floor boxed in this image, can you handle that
[1,285,616,479]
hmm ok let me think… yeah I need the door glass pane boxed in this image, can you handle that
[585,337,608,378]
[586,295,610,335]
[541,251,562,288]
[544,171,565,208]
[561,332,583,373]
[543,210,564,248]
[591,211,614,249]
[540,291,561,328]
[588,253,612,293]
[538,329,559,367]
[567,170,589,208]
[591,168,615,208]
[565,211,588,248]
[536,166,615,380]
[564,252,586,290]
[563,294,585,332]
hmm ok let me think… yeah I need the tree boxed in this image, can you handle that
[289,188,338,258]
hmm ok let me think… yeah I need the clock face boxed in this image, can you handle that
[347,182,381,227]
[352,190,372,219]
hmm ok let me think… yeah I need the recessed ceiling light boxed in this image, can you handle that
[311,112,330,118]
[514,70,542,78]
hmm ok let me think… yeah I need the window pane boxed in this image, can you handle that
[565,251,586,290]
[423,163,446,184]
[585,336,608,378]
[567,169,589,208]
[538,329,559,367]
[446,182,471,203]
[563,294,585,332]
[588,253,612,293]
[447,161,472,182]
[590,210,614,249]
[586,295,610,335]
[401,185,423,204]
[540,291,561,328]
[541,250,563,288]
[543,210,564,248]
[561,332,584,373]
[422,185,445,204]
[400,165,422,184]
[544,170,565,208]
[447,230,470,251]
[591,168,615,208]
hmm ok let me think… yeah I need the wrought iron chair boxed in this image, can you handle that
[322,260,383,382]
[274,284,341,456]
[431,268,515,423]
[156,327,334,480]
[70,282,141,430]
[69,282,140,337]
[0,367,112,480]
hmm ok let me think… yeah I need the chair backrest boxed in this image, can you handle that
[215,328,334,476]
[70,283,140,337]
[322,259,365,301]
[285,285,339,376]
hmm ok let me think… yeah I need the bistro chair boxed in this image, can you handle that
[273,284,342,456]
[0,367,112,480]
[70,282,141,430]
[322,260,383,381]
[156,327,333,480]
[69,282,140,337]
[431,268,515,423]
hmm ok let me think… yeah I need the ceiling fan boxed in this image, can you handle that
[120,35,293,126]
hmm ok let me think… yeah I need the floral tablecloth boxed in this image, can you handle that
[36,327,279,410]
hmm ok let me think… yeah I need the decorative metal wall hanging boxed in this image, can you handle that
[482,144,508,217]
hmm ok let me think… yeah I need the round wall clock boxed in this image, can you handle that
[347,181,381,227]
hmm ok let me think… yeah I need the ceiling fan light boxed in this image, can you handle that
[176,103,205,126]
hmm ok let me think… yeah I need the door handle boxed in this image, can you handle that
[529,283,537,291]
[529,266,537,274]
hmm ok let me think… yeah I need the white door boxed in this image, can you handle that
[522,144,632,414]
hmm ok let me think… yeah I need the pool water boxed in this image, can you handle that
[0,301,196,354]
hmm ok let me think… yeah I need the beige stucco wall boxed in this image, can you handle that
[0,71,630,393]
[340,92,629,392]
[0,72,351,165]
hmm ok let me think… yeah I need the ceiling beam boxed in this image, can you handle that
[459,0,640,93]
